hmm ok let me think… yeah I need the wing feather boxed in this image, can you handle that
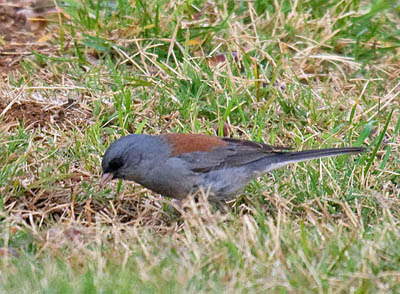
[175,138,289,173]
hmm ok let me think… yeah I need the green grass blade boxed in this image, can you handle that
[364,108,394,176]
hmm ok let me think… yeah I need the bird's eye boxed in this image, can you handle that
[109,157,123,171]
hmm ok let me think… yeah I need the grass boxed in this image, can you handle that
[0,0,399,292]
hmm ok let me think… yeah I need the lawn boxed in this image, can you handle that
[0,0,399,293]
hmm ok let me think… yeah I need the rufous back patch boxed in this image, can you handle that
[164,134,227,156]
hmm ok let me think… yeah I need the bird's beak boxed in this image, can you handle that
[100,173,114,187]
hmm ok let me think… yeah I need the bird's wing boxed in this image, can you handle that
[174,137,289,173]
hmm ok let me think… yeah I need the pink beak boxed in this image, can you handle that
[100,173,114,187]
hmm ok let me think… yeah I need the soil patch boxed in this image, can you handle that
[0,0,57,75]
[0,100,91,129]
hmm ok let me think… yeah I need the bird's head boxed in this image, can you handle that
[100,135,143,186]
[100,134,169,186]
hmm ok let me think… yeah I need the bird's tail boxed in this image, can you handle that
[284,147,365,162]
[263,147,365,172]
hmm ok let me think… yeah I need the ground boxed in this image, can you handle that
[0,0,400,292]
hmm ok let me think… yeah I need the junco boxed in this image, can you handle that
[100,133,365,201]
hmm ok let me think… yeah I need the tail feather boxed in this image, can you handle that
[264,147,365,172]
[285,147,365,162]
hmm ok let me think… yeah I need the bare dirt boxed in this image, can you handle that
[0,99,91,130]
[0,0,56,75]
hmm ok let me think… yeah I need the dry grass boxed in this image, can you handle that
[0,0,400,292]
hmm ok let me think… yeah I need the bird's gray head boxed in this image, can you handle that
[100,134,168,186]
[101,135,141,185]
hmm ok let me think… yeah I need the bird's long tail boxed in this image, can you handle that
[285,147,365,162]
[263,147,365,172]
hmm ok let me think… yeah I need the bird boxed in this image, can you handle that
[100,133,365,201]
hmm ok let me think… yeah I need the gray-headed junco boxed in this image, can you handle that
[100,133,364,201]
